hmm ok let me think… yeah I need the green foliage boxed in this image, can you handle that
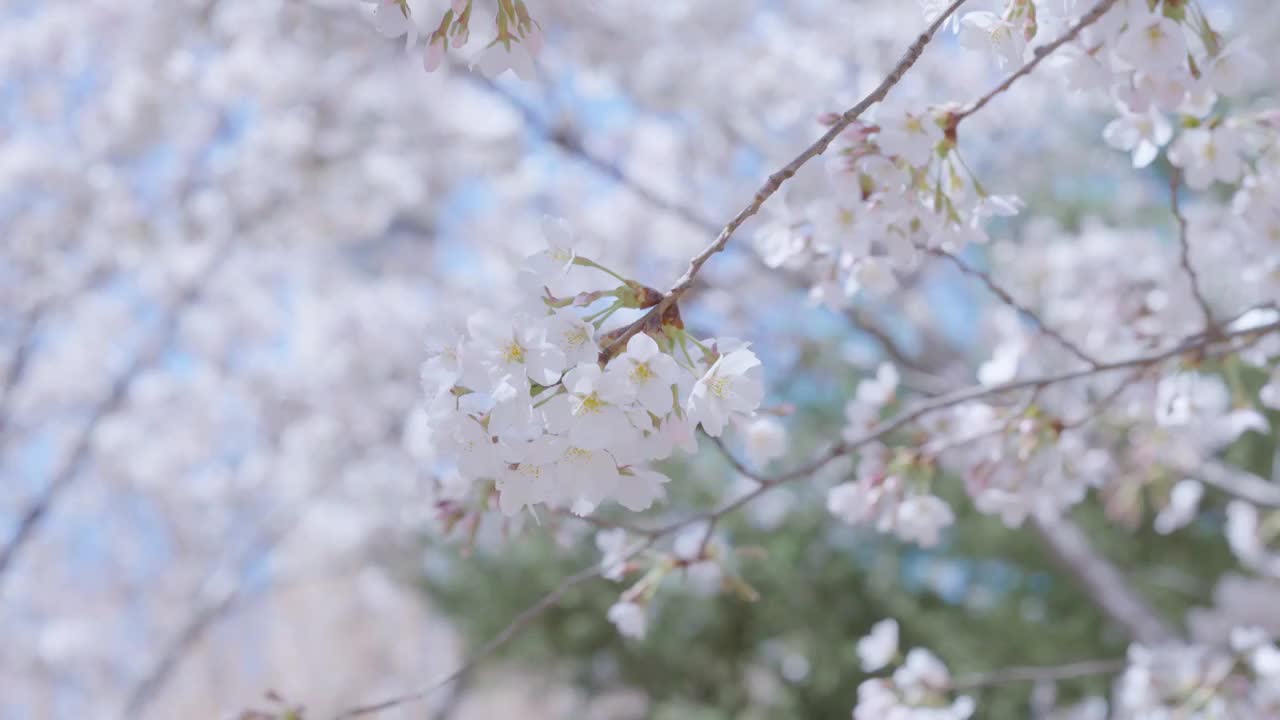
[424,486,1241,717]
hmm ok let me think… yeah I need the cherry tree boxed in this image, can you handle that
[4,0,1280,718]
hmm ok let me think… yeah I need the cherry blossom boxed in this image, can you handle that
[857,618,899,672]
[742,416,788,468]
[1169,125,1246,190]
[685,347,765,437]
[607,601,648,639]
[608,333,682,415]
[1116,13,1187,74]
[1102,106,1172,168]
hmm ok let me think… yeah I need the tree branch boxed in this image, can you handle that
[461,62,957,382]
[950,657,1125,690]
[601,0,972,358]
[1168,169,1217,330]
[931,248,1100,367]
[952,0,1121,125]
[1030,513,1179,644]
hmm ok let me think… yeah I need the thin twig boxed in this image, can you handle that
[950,657,1126,690]
[931,248,1100,368]
[1060,366,1149,429]
[333,538,654,719]
[1168,169,1217,330]
[952,0,1121,124]
[0,302,46,438]
[0,267,113,449]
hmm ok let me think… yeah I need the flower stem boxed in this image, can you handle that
[573,256,632,285]
[532,386,565,408]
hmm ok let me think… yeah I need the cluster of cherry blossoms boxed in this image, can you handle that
[756,105,1023,308]
[420,218,766,519]
[987,0,1267,183]
[362,0,542,77]
[1114,628,1280,716]
[596,524,743,641]
[853,619,976,720]
[826,363,959,548]
[852,619,1280,719]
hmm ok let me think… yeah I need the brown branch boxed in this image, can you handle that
[461,61,957,382]
[931,248,1100,368]
[601,0,972,359]
[952,0,1121,124]
[1168,169,1217,330]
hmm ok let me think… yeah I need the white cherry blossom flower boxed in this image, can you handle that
[857,619,899,671]
[894,647,952,696]
[364,0,418,50]
[1259,368,1280,410]
[1154,479,1203,535]
[1205,42,1263,97]
[467,311,566,386]
[496,434,564,515]
[855,362,899,407]
[607,601,647,639]
[743,416,787,468]
[544,363,636,450]
[645,413,699,460]
[608,333,681,415]
[754,201,808,269]
[1103,106,1172,168]
[894,494,955,547]
[615,467,669,512]
[487,373,538,443]
[475,37,537,80]
[448,416,499,479]
[519,216,578,293]
[1116,14,1187,74]
[809,199,870,256]
[546,309,599,366]
[596,528,630,581]
[686,347,765,437]
[875,104,942,168]
[1168,126,1245,190]
[959,12,1027,68]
